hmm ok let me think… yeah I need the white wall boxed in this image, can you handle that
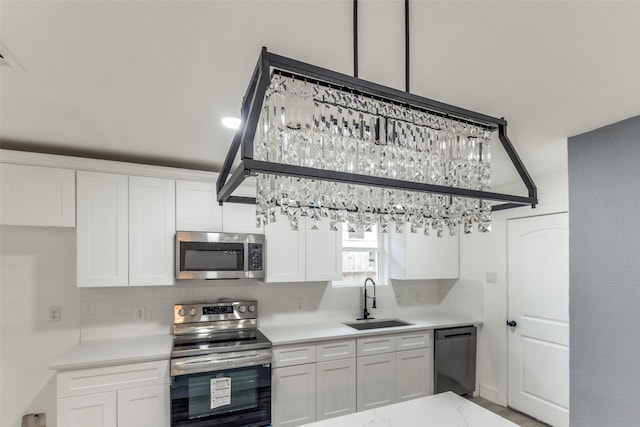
[460,168,569,405]
[0,227,81,427]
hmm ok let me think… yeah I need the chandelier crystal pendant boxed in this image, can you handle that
[217,48,537,236]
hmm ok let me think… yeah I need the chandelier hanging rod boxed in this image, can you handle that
[217,47,537,212]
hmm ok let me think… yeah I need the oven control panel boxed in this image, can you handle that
[174,300,258,323]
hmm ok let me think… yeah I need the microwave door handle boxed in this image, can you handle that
[243,242,249,273]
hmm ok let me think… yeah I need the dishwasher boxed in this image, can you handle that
[434,326,477,396]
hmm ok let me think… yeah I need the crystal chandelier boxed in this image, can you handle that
[217,49,538,236]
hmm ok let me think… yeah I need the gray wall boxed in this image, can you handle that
[568,116,640,426]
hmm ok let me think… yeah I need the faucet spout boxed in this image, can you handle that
[358,277,377,320]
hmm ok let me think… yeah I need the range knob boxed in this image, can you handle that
[188,307,198,316]
[248,304,256,313]
[178,308,186,317]
[238,305,247,313]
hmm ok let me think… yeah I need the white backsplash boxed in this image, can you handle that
[79,278,449,339]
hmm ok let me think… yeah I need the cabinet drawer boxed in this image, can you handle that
[57,360,170,398]
[395,331,432,350]
[356,335,395,356]
[272,344,316,368]
[316,340,355,362]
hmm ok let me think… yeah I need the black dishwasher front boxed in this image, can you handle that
[434,326,477,396]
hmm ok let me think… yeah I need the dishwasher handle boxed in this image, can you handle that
[435,326,477,340]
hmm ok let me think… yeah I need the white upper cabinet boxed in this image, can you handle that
[265,217,341,283]
[265,217,306,283]
[175,180,222,232]
[221,179,262,234]
[1,163,75,227]
[77,172,176,287]
[77,171,129,287]
[129,176,175,286]
[306,218,342,282]
[389,229,459,280]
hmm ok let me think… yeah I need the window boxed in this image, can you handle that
[334,223,386,286]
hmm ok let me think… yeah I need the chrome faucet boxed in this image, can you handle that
[357,277,377,320]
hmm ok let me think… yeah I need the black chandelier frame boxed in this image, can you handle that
[217,47,537,213]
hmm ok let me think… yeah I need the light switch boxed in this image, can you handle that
[486,272,498,283]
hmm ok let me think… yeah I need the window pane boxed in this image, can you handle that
[342,223,379,249]
[342,251,378,283]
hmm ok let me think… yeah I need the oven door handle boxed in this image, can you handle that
[171,350,272,376]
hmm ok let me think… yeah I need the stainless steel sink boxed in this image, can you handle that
[343,319,413,330]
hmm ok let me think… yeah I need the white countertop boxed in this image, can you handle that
[303,392,517,427]
[49,334,173,371]
[260,312,481,346]
[48,312,481,370]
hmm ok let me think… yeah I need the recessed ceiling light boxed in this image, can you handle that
[221,117,241,130]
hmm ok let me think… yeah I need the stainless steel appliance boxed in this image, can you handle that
[170,300,272,427]
[434,326,477,396]
[175,232,264,280]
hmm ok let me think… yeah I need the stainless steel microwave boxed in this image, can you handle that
[175,232,265,280]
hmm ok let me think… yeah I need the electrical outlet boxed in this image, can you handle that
[486,272,498,284]
[48,306,61,322]
[296,298,303,311]
[135,306,146,321]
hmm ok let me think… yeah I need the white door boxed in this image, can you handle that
[508,213,569,427]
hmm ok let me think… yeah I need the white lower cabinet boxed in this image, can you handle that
[356,352,396,411]
[117,385,170,427]
[395,347,433,402]
[57,360,170,427]
[272,363,317,427]
[58,392,117,427]
[316,358,356,420]
[272,332,433,425]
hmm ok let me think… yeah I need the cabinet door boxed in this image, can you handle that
[117,385,170,427]
[58,392,117,427]
[272,364,316,427]
[356,353,395,411]
[316,359,356,421]
[221,179,262,234]
[0,163,75,227]
[265,218,306,283]
[395,348,433,402]
[77,171,129,287]
[129,176,175,286]
[176,180,222,232]
[306,217,342,281]
[390,230,459,280]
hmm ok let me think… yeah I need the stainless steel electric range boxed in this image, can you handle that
[170,300,272,427]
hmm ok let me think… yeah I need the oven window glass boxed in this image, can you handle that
[188,370,258,418]
[181,242,243,271]
[171,364,271,427]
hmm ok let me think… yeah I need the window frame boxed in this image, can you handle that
[332,224,388,288]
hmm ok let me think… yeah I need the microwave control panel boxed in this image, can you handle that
[248,243,263,271]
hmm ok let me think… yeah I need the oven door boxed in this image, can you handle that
[170,351,271,427]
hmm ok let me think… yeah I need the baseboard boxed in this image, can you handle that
[479,384,499,403]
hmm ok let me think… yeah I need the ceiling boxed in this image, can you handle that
[1,0,639,187]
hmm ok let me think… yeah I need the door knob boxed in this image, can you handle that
[506,320,517,327]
